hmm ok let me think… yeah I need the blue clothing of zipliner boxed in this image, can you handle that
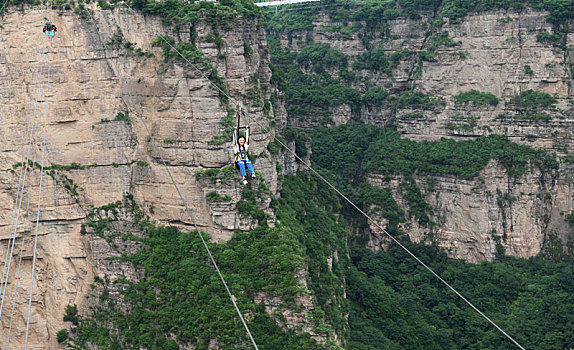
[237,160,255,177]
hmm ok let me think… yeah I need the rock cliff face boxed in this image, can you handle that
[1,2,573,348]
[274,8,574,262]
[365,160,562,263]
[0,5,281,348]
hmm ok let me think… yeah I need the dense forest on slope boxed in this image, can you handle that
[59,183,347,349]
[61,143,574,349]
[348,244,574,349]
[301,125,574,349]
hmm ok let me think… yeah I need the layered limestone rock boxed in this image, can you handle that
[284,9,572,130]
[276,8,574,261]
[365,159,571,263]
[0,5,282,348]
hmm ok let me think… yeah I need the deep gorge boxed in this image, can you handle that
[0,0,573,348]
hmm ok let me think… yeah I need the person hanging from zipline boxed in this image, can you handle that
[43,23,57,36]
[232,125,256,185]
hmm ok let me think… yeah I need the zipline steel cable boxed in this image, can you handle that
[85,13,260,349]
[0,8,51,346]
[5,48,49,350]
[158,36,527,350]
[25,36,53,350]
[3,1,54,344]
[23,2,57,346]
[0,47,48,323]
[0,7,48,350]
[0,1,38,310]
[6,170,36,349]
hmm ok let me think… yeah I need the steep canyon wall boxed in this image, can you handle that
[274,8,574,262]
[1,2,574,348]
[0,5,280,348]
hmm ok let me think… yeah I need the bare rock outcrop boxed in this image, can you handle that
[365,159,572,263]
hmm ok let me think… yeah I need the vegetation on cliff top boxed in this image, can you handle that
[304,124,558,180]
[454,90,499,106]
[267,0,573,29]
[140,0,262,27]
